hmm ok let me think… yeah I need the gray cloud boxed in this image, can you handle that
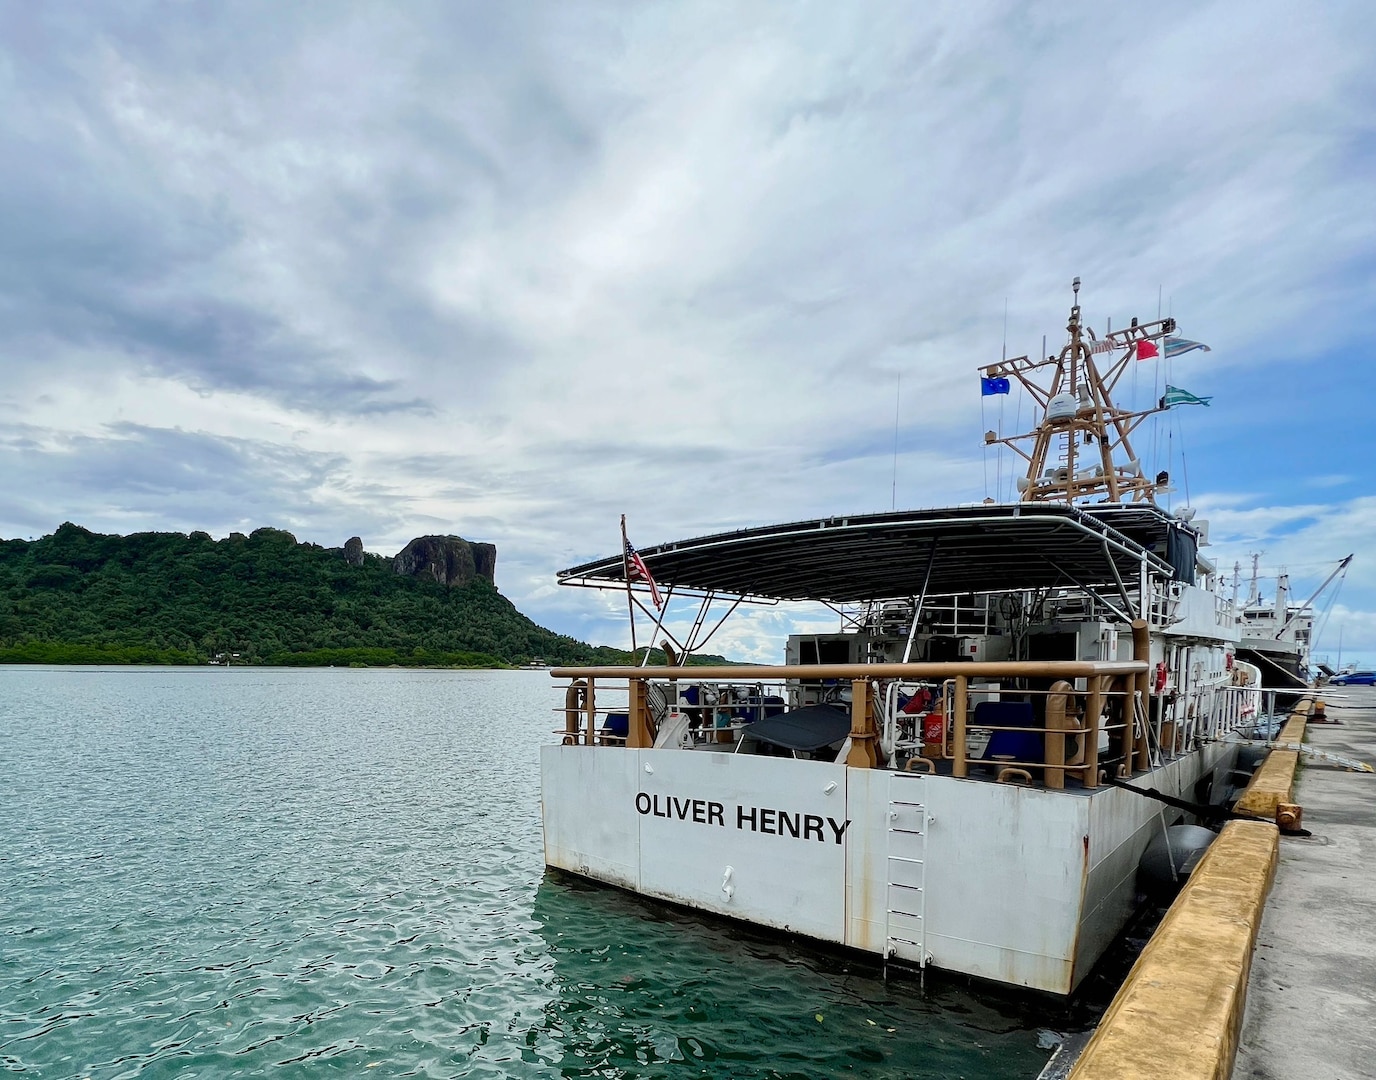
[2,1,1374,658]
[0,1,616,414]
[0,420,410,544]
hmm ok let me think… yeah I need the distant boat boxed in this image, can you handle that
[1235,553,1352,689]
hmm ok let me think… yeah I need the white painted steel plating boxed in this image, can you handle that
[542,739,1235,994]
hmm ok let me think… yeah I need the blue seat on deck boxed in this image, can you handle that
[732,695,786,723]
[602,712,629,738]
[976,701,1040,762]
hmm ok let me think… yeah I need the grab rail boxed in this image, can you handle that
[551,661,1151,786]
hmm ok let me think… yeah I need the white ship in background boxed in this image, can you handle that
[1233,553,1352,689]
[540,281,1266,995]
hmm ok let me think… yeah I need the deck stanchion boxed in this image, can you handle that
[627,677,652,748]
[585,677,596,745]
[953,675,968,778]
[1044,684,1069,790]
[846,678,879,768]
[1107,675,1128,768]
[564,680,585,745]
[1083,676,1103,788]
[1132,620,1152,772]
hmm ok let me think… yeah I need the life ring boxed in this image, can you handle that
[1154,662,1168,693]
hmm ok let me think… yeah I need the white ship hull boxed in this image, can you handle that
[543,289,1274,998]
[541,740,1235,995]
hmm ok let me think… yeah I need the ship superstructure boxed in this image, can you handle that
[1234,553,1352,689]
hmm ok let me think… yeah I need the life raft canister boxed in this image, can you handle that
[1154,661,1169,693]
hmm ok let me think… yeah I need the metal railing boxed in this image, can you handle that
[1160,680,1264,752]
[551,661,1151,788]
[888,678,1137,789]
[1148,581,1181,626]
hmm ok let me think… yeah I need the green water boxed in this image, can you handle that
[1,667,1054,1078]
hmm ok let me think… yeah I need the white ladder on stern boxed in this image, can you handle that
[884,776,929,968]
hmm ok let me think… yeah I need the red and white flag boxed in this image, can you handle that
[623,534,663,610]
[1088,337,1159,358]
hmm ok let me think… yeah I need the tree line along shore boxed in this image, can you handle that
[0,523,716,668]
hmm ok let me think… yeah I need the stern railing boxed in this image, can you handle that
[551,659,1152,788]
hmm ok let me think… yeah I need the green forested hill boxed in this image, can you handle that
[0,523,655,667]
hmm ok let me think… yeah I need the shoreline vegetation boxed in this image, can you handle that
[0,642,508,668]
[0,523,726,669]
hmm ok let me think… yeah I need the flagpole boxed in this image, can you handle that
[620,514,638,654]
[639,585,675,668]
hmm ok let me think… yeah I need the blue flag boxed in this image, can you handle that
[981,376,1010,396]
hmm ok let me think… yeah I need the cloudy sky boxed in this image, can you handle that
[2,1,1374,663]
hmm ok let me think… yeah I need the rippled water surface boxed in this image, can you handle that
[1,667,1053,1077]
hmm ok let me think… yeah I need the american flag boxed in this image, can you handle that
[624,537,663,610]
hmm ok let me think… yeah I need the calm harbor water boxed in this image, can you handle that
[1,667,1054,1078]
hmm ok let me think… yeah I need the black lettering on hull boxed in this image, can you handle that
[636,795,842,841]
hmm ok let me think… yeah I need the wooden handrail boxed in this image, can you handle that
[553,662,1151,779]
[550,661,1149,681]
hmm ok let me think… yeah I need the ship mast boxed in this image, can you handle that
[982,278,1177,505]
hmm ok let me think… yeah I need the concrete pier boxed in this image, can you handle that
[1066,819,1278,1080]
[1234,687,1376,1079]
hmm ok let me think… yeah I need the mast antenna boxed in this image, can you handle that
[891,373,901,510]
[981,278,1178,506]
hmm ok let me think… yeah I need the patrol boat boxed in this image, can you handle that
[541,281,1262,995]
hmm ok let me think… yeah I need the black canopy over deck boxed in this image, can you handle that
[558,504,1183,603]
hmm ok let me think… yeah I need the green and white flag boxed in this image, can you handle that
[1161,384,1211,408]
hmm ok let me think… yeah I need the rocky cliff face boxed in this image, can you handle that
[343,536,365,567]
[392,535,497,588]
